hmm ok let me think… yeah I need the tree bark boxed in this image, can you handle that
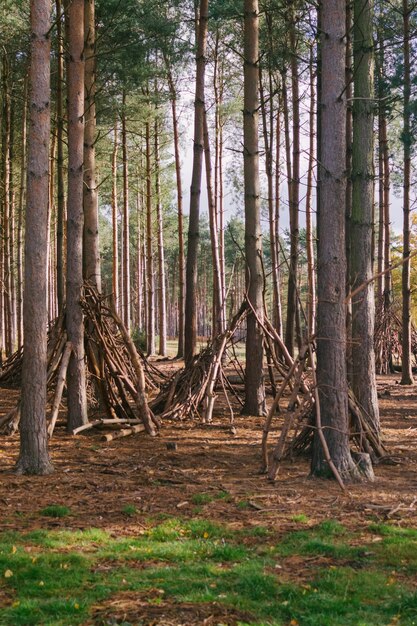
[164,55,185,358]
[56,0,66,313]
[65,0,88,430]
[145,118,155,355]
[350,0,380,435]
[184,0,208,365]
[83,0,101,291]
[154,114,167,356]
[121,91,131,331]
[16,0,53,475]
[311,0,370,481]
[401,0,414,385]
[111,114,119,311]
[242,0,265,416]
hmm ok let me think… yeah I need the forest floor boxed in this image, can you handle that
[0,372,416,625]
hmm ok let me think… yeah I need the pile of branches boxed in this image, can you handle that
[374,300,417,374]
[0,284,164,436]
[151,303,248,422]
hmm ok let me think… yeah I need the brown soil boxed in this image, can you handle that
[0,373,416,624]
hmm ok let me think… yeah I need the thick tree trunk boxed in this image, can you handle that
[382,115,391,312]
[83,0,101,291]
[16,0,53,475]
[65,0,88,430]
[311,0,370,481]
[401,0,414,385]
[242,0,265,416]
[184,0,208,365]
[350,0,380,435]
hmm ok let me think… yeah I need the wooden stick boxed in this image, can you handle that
[101,424,146,442]
[48,342,72,438]
[72,418,143,435]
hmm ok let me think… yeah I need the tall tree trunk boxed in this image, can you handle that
[306,46,316,339]
[83,0,101,290]
[401,0,414,385]
[145,119,155,355]
[111,114,119,311]
[345,1,353,381]
[2,55,13,357]
[17,74,28,348]
[350,0,380,434]
[16,0,53,475]
[203,109,224,336]
[275,101,283,337]
[121,91,131,331]
[311,0,369,481]
[259,65,280,333]
[154,115,167,356]
[382,115,391,313]
[184,0,208,365]
[65,0,88,430]
[285,13,300,355]
[164,55,185,358]
[242,0,265,416]
[56,0,66,312]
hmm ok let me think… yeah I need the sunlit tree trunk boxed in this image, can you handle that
[350,0,380,434]
[311,0,370,481]
[154,115,167,356]
[83,0,101,291]
[145,119,155,355]
[242,0,265,416]
[65,0,88,430]
[164,55,185,358]
[401,0,414,385]
[16,0,53,475]
[184,0,208,365]
[56,0,66,313]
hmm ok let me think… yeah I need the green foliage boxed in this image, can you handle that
[39,506,71,519]
[121,504,138,517]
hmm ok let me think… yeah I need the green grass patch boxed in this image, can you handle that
[121,504,138,517]
[1,517,417,625]
[191,492,213,505]
[39,506,71,519]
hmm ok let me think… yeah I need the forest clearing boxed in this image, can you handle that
[0,371,417,625]
[2,0,417,623]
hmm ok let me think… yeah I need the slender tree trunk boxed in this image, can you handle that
[345,1,353,380]
[275,101,283,338]
[259,66,280,333]
[145,119,155,355]
[121,92,131,331]
[65,0,88,430]
[154,115,167,356]
[16,0,53,475]
[56,0,66,312]
[401,0,414,385]
[83,0,101,290]
[311,0,369,481]
[350,0,380,434]
[2,55,13,357]
[184,0,208,365]
[306,46,316,339]
[17,75,28,348]
[285,13,300,355]
[111,114,119,311]
[203,109,224,336]
[164,56,185,358]
[242,0,265,416]
[382,115,391,312]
